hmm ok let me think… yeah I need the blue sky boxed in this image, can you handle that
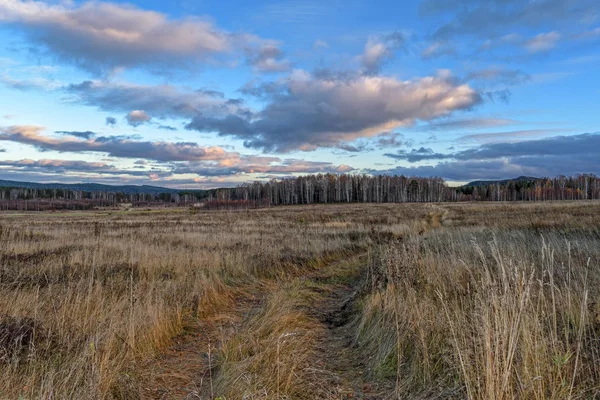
[0,0,598,188]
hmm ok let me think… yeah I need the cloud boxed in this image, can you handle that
[187,69,481,152]
[0,0,273,73]
[454,132,600,160]
[378,133,600,180]
[0,125,234,162]
[105,116,117,126]
[313,39,328,49]
[360,32,404,74]
[66,80,248,120]
[0,74,61,91]
[126,110,151,127]
[421,0,595,40]
[174,158,353,176]
[576,27,600,40]
[0,125,355,179]
[466,68,531,85]
[524,31,561,53]
[246,44,292,73]
[484,89,512,104]
[371,159,540,181]
[376,132,406,148]
[385,147,453,162]
[420,117,517,131]
[158,125,178,131]
[0,158,122,174]
[55,130,96,139]
[421,41,456,59]
[459,129,569,143]
[64,70,479,154]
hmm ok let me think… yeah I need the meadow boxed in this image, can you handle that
[0,202,599,399]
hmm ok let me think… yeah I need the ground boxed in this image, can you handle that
[1,202,599,399]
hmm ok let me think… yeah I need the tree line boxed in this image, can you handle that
[1,174,599,211]
[210,174,600,206]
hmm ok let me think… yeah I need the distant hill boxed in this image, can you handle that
[464,176,540,187]
[0,179,203,195]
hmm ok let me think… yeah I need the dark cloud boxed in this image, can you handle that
[55,130,96,139]
[484,89,512,104]
[158,125,178,131]
[126,110,151,127]
[239,79,285,98]
[67,81,248,120]
[0,0,276,74]
[246,44,292,73]
[377,132,600,180]
[188,70,482,152]
[0,158,161,177]
[385,147,453,162]
[336,143,369,153]
[370,159,538,181]
[105,116,117,126]
[455,132,600,160]
[376,132,406,148]
[63,69,481,153]
[64,71,480,154]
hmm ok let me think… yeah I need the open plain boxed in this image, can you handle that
[1,202,599,399]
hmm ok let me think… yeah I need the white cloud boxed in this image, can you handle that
[524,31,561,53]
[0,0,273,73]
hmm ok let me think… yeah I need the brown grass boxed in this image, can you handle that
[0,202,599,399]
[356,202,600,399]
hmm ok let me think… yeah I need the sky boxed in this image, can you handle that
[0,0,598,188]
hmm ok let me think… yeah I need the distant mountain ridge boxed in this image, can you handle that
[465,176,540,187]
[0,179,191,194]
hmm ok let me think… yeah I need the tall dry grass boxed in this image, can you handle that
[357,202,600,398]
[2,202,599,399]
[0,204,427,399]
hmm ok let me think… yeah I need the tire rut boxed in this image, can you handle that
[305,255,392,399]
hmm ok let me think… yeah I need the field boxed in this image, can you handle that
[1,202,599,399]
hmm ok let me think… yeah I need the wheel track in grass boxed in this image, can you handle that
[139,208,448,399]
[137,251,372,399]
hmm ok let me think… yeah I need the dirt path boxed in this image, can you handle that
[139,252,390,400]
[305,254,392,399]
[139,294,262,399]
[138,208,451,399]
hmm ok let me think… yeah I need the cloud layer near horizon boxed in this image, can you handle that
[0,126,354,183]
[378,132,600,180]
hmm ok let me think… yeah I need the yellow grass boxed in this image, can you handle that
[0,202,599,399]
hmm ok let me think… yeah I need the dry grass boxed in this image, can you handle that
[357,202,600,399]
[0,204,426,399]
[1,202,599,399]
